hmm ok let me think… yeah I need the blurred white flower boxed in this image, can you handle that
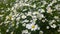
[0,15,3,17]
[22,23,26,26]
[0,32,1,34]
[57,30,60,32]
[10,31,14,34]
[55,4,60,11]
[58,0,60,1]
[27,12,32,16]
[30,4,36,8]
[16,17,20,21]
[37,14,44,20]
[54,16,59,19]
[0,22,3,26]
[22,19,29,23]
[46,7,52,13]
[38,9,45,13]
[24,0,28,2]
[33,12,39,15]
[32,15,37,19]
[39,31,43,34]
[48,0,57,7]
[23,9,27,11]
[22,30,30,34]
[21,15,26,19]
[15,25,19,29]
[49,20,56,25]
[50,24,57,28]
[46,26,50,29]
[24,4,30,6]
[4,21,10,24]
[6,15,15,21]
[6,29,9,32]
[41,1,48,7]
[42,20,45,22]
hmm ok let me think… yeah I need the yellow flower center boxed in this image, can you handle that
[32,25,35,28]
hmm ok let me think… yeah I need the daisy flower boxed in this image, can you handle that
[26,23,40,31]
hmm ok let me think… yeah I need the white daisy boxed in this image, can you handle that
[26,23,39,31]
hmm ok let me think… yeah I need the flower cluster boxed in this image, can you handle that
[0,0,60,34]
